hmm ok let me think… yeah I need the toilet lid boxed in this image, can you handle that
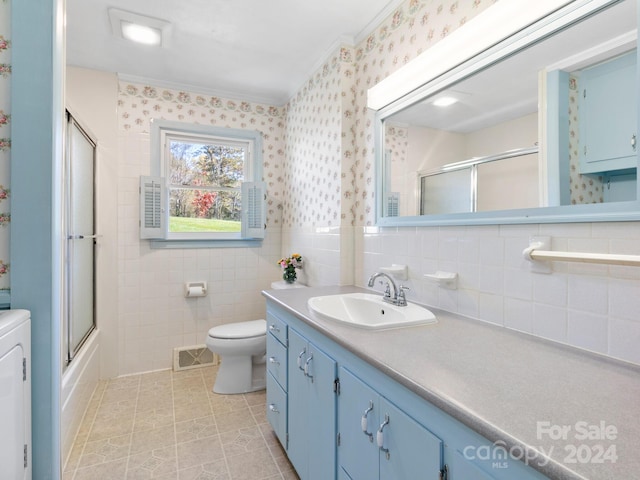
[208,319,266,339]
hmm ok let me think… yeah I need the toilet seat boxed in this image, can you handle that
[208,319,266,340]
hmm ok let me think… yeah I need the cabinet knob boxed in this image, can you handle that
[268,403,279,414]
[268,356,279,366]
[269,324,280,333]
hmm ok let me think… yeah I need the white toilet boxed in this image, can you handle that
[206,319,267,394]
[206,282,306,395]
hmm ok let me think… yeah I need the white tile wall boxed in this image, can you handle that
[355,222,640,366]
[116,227,283,375]
[280,226,353,286]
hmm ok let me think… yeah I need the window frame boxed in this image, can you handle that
[146,119,265,248]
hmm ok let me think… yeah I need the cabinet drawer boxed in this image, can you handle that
[267,312,287,346]
[267,372,287,448]
[267,332,287,391]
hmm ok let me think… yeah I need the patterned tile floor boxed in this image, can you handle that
[64,366,299,480]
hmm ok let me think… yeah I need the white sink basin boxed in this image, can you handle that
[307,293,437,330]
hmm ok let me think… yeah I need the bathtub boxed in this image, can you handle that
[60,329,100,467]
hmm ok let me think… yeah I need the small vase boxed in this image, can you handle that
[283,268,297,284]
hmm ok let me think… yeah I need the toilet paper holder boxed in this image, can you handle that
[185,281,207,297]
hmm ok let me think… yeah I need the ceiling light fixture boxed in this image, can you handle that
[432,96,458,107]
[121,22,162,46]
[108,8,172,47]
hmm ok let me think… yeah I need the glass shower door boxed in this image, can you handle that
[65,113,96,365]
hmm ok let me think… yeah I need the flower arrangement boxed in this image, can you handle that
[278,253,303,283]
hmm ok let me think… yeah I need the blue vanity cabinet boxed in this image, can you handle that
[338,367,443,480]
[266,312,288,448]
[265,301,549,480]
[287,328,337,480]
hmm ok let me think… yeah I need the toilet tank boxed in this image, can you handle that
[0,309,31,480]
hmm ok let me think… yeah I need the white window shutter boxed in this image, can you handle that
[139,175,166,239]
[241,181,266,239]
[387,192,400,217]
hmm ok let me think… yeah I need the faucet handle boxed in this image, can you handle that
[382,282,392,298]
[397,285,409,305]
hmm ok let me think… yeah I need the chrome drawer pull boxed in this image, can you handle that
[269,324,280,333]
[304,354,314,381]
[361,401,374,442]
[268,403,279,414]
[297,348,306,371]
[377,414,390,459]
[268,356,280,366]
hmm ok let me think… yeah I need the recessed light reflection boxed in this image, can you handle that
[433,96,458,107]
[121,21,162,46]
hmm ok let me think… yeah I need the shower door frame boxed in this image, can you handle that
[64,111,97,366]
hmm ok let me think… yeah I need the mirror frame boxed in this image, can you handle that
[372,0,640,226]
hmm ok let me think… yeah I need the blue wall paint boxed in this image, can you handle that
[545,69,570,207]
[10,0,64,478]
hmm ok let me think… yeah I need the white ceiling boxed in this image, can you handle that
[66,0,404,105]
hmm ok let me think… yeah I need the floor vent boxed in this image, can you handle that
[172,345,218,371]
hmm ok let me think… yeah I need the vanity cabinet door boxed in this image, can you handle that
[287,328,337,480]
[338,367,379,480]
[338,367,444,480]
[378,396,442,480]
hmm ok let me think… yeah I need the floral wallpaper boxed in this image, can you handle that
[383,124,410,215]
[353,0,498,225]
[0,0,11,290]
[282,0,499,228]
[339,46,357,225]
[568,75,604,204]
[118,82,286,225]
[283,48,352,228]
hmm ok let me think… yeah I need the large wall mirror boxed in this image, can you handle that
[374,0,640,226]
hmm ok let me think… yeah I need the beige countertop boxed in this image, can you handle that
[263,285,640,480]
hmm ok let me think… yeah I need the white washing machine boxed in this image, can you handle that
[0,309,31,480]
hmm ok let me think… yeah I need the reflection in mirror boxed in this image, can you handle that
[379,0,637,221]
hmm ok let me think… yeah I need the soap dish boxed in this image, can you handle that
[379,264,408,281]
[424,271,458,289]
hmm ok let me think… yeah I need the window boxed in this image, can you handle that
[140,120,265,246]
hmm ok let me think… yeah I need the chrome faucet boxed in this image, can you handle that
[367,272,408,306]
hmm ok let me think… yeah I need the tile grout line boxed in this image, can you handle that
[69,380,109,480]
[208,368,235,480]
[122,373,142,479]
[171,369,180,479]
